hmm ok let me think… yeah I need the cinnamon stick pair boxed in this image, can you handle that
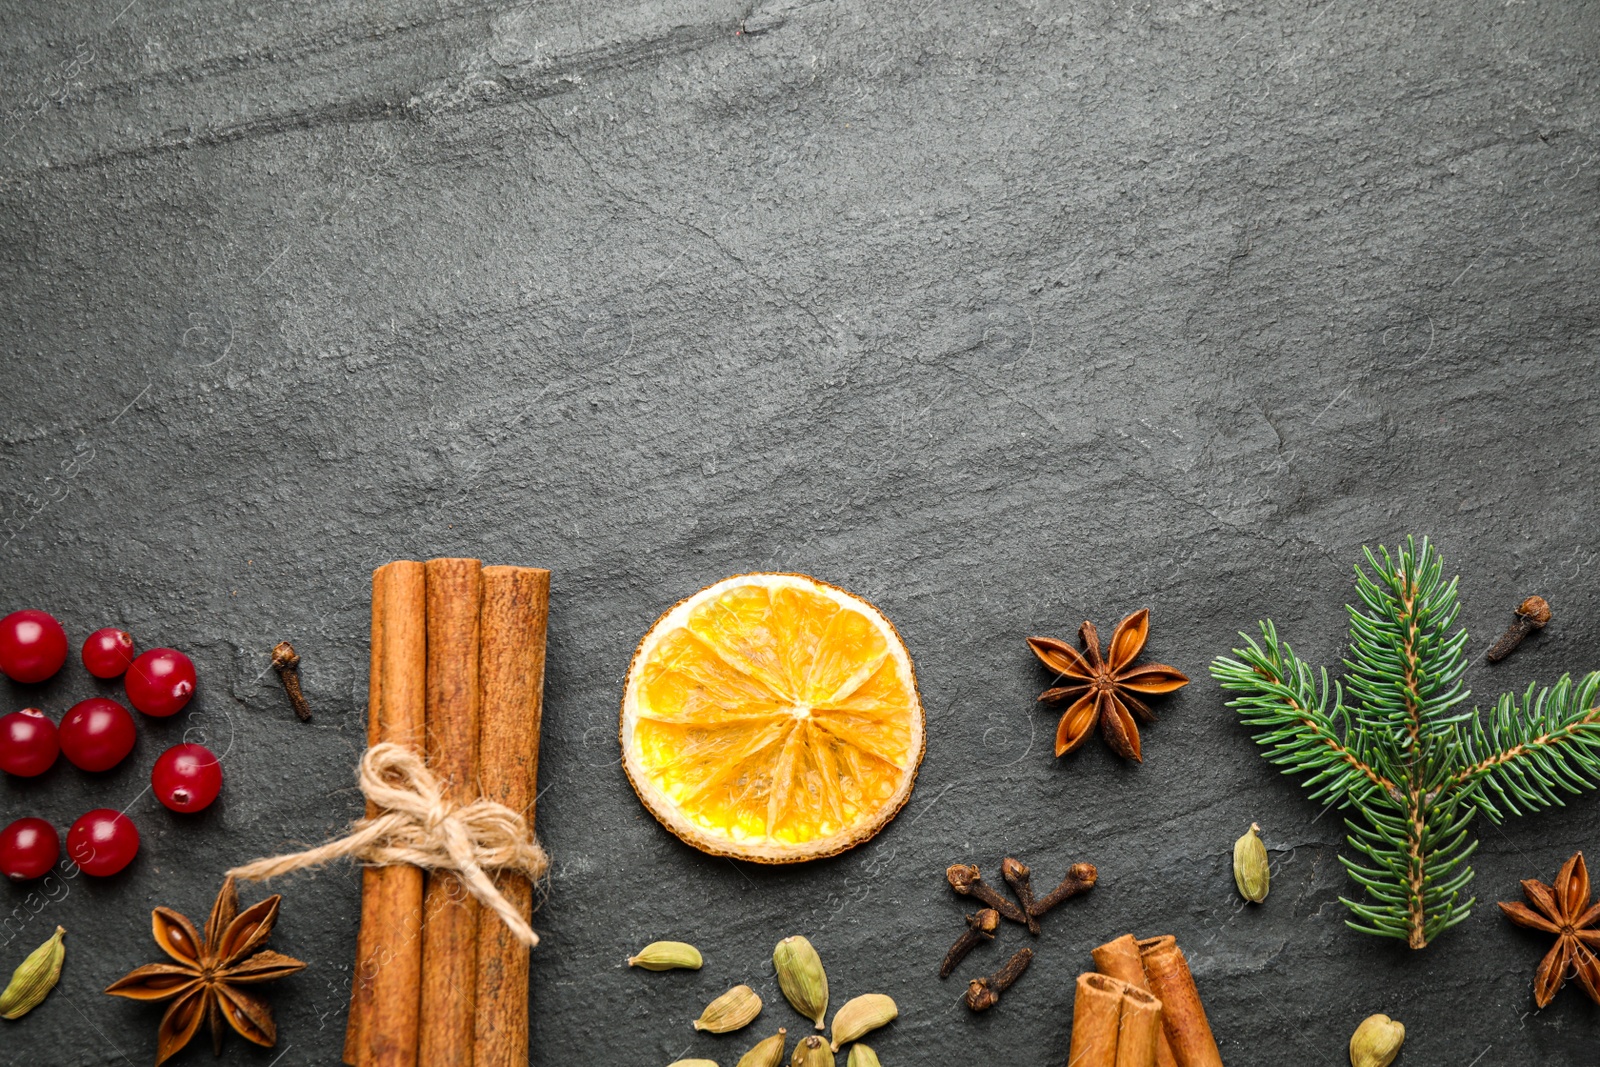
[344,559,550,1067]
[1068,973,1163,1067]
[1086,934,1223,1067]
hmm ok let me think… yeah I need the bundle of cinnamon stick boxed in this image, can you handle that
[1068,934,1223,1067]
[344,558,550,1067]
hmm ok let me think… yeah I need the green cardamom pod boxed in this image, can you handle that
[667,1061,720,1067]
[628,941,704,971]
[0,926,66,1020]
[694,984,762,1033]
[829,993,897,1052]
[1349,1013,1404,1067]
[772,935,828,1030]
[737,1028,788,1067]
[1233,822,1270,903]
[848,1044,883,1067]
[790,1035,831,1067]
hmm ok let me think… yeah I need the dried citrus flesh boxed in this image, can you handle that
[621,573,925,863]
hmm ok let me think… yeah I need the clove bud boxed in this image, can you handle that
[1486,595,1551,663]
[1029,862,1098,916]
[1001,857,1041,935]
[939,909,999,978]
[965,947,1033,1011]
[270,641,313,721]
[946,863,1028,925]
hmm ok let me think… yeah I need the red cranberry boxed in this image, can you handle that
[152,744,223,813]
[124,648,196,717]
[82,627,136,678]
[66,809,139,876]
[0,610,68,684]
[58,698,137,772]
[0,817,59,880]
[0,708,59,777]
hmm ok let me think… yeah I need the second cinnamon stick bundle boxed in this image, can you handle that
[1075,933,1223,1067]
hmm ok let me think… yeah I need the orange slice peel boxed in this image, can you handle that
[620,573,925,863]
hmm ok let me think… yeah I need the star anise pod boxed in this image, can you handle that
[1498,850,1600,1007]
[106,876,306,1065]
[1027,608,1190,760]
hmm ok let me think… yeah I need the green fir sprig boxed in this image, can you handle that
[1211,537,1600,948]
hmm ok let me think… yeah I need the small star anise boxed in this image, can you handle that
[105,876,306,1065]
[1498,850,1600,1008]
[1027,608,1190,761]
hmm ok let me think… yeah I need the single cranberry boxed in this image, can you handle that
[66,809,139,877]
[0,708,59,777]
[125,648,196,717]
[58,698,137,772]
[0,610,69,684]
[152,743,223,813]
[0,817,59,880]
[82,627,136,678]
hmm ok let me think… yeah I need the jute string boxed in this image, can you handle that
[227,742,549,947]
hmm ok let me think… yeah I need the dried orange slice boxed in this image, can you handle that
[621,573,925,863]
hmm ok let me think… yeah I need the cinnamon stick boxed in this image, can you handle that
[1138,936,1223,1067]
[1069,972,1128,1067]
[1093,934,1178,1067]
[1115,986,1164,1067]
[345,561,427,1067]
[471,566,550,1067]
[419,559,484,1067]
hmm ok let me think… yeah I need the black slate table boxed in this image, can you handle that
[3,1,1598,1064]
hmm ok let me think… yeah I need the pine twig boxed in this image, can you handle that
[1212,536,1600,949]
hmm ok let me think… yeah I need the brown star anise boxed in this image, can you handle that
[105,876,306,1065]
[1027,608,1190,760]
[1498,850,1600,1008]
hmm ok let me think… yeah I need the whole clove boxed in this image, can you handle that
[964,947,1033,1012]
[1001,857,1041,935]
[1486,595,1551,663]
[940,909,999,978]
[270,641,313,722]
[1030,862,1098,917]
[946,864,1029,925]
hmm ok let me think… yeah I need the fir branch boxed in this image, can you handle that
[1211,625,1394,804]
[1451,673,1600,821]
[1211,536,1600,949]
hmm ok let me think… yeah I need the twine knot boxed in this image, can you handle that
[227,742,549,947]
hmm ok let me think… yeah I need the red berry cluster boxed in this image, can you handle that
[0,609,224,882]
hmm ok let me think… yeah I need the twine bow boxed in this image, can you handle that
[227,742,549,947]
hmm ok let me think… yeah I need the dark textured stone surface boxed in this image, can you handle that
[2,0,1598,1063]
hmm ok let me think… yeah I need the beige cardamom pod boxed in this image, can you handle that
[772,935,829,1030]
[694,984,763,1033]
[790,1035,831,1067]
[829,993,898,1052]
[1349,1013,1405,1067]
[1233,822,1270,903]
[0,926,66,1020]
[628,941,704,971]
[736,1028,788,1067]
[848,1043,883,1067]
